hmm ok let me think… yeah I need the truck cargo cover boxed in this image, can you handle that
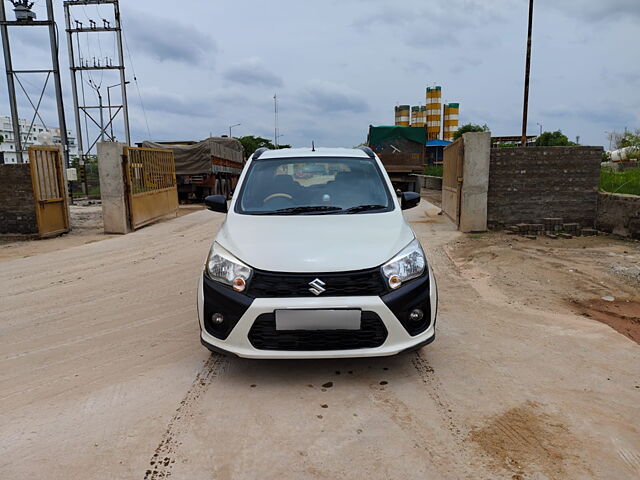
[141,137,244,175]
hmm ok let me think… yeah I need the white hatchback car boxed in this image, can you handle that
[197,147,437,358]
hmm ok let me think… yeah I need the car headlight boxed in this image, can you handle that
[205,243,252,292]
[381,238,426,289]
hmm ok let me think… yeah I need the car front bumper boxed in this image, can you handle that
[197,265,437,359]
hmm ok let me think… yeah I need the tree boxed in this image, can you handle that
[237,135,291,156]
[607,129,640,159]
[616,129,640,149]
[534,130,575,146]
[453,123,489,140]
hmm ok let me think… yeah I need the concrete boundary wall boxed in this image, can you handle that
[487,146,602,229]
[416,175,443,191]
[459,132,490,232]
[596,192,640,239]
[0,164,38,235]
[98,142,131,234]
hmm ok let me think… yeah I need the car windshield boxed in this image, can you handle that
[235,157,394,215]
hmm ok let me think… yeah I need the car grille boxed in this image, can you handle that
[246,267,387,298]
[248,312,388,351]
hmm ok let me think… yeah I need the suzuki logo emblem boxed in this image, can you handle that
[308,278,326,296]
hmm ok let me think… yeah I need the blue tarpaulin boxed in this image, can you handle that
[425,139,452,147]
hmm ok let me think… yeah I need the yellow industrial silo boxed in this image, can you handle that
[394,105,410,126]
[426,86,442,140]
[443,103,459,141]
[411,106,425,127]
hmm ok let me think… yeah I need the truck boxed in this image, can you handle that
[367,125,425,194]
[141,137,245,202]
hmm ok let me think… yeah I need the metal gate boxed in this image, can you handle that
[441,137,464,227]
[28,146,70,237]
[123,147,178,230]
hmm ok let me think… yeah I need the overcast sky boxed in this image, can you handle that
[2,0,638,151]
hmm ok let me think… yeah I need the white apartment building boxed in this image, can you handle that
[0,115,78,163]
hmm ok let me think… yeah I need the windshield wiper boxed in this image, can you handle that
[268,205,343,215]
[342,204,388,214]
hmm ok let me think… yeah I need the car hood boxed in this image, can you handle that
[215,211,415,272]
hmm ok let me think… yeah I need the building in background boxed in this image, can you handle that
[394,105,410,126]
[0,115,77,163]
[443,103,459,142]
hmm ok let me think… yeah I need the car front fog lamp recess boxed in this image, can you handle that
[381,239,426,289]
[409,308,424,322]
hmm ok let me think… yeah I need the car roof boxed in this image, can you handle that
[255,147,371,160]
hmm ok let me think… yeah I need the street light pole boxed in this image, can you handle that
[229,123,241,137]
[536,122,542,136]
[521,0,534,147]
[107,81,130,141]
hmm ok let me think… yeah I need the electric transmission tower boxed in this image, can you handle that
[0,0,70,165]
[64,0,130,161]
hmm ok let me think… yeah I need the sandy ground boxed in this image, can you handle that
[1,201,639,479]
[449,231,640,345]
[0,203,203,262]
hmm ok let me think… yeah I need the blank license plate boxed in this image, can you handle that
[275,309,361,331]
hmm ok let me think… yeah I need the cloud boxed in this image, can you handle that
[301,80,369,113]
[351,7,412,29]
[222,58,283,88]
[124,13,216,64]
[351,0,506,49]
[140,88,214,117]
[547,0,640,22]
[540,105,636,127]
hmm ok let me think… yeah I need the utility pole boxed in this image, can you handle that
[88,80,105,142]
[273,93,279,148]
[0,0,70,166]
[521,0,534,147]
[64,0,130,162]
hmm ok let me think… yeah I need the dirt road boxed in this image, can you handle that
[1,202,639,479]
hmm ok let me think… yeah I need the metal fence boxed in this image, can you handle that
[28,146,70,237]
[442,137,464,226]
[123,147,178,229]
[125,147,176,195]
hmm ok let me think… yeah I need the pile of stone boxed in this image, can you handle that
[506,218,599,239]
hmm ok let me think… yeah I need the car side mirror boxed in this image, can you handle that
[400,191,420,210]
[204,195,228,213]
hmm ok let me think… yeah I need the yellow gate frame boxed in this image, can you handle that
[123,147,178,230]
[28,146,70,238]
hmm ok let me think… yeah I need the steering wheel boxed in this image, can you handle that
[263,193,293,203]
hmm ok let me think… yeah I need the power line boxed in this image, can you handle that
[121,24,151,139]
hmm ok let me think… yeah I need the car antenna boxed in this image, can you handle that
[312,141,315,152]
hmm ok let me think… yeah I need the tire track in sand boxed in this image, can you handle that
[143,354,229,480]
[411,351,478,478]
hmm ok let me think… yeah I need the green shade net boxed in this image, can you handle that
[367,126,427,146]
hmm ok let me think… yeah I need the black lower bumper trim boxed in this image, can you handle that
[200,336,238,357]
[380,272,432,336]
[399,331,436,354]
[202,275,253,340]
[247,311,388,351]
